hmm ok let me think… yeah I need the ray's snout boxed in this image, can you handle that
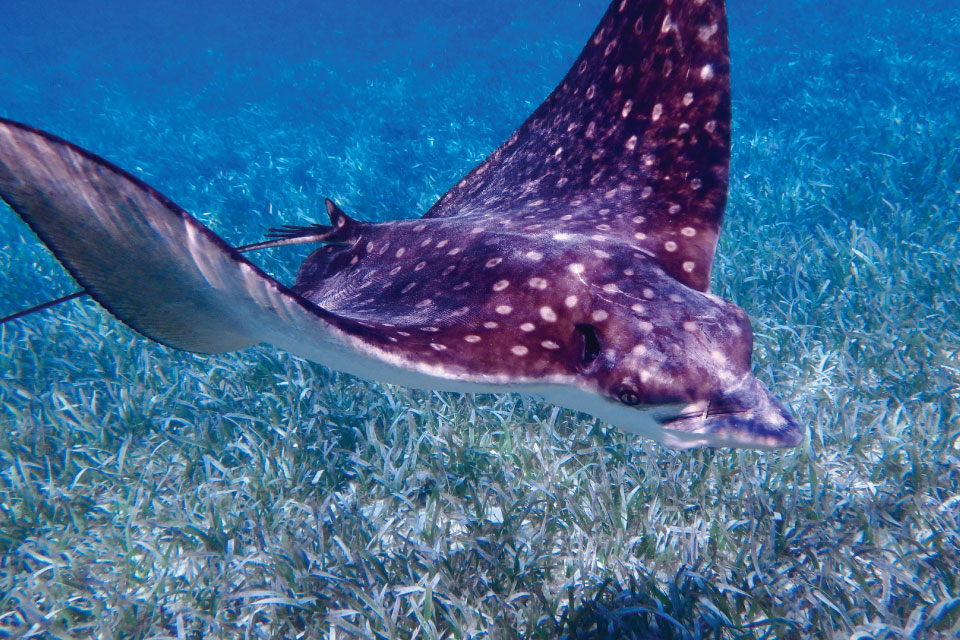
[661,375,801,450]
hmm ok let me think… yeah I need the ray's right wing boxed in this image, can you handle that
[424,0,731,293]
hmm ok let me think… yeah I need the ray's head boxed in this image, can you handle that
[562,262,801,450]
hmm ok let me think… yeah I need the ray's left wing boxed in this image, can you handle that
[0,117,479,386]
[424,0,731,292]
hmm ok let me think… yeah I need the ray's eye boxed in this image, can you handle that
[618,388,641,406]
[575,323,602,365]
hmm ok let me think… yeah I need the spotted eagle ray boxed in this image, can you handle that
[0,0,801,449]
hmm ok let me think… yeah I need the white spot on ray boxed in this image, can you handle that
[493,280,510,291]
[529,277,548,290]
[496,305,513,315]
[701,64,715,81]
[664,241,678,252]
[511,345,529,356]
[602,283,619,293]
[542,340,560,350]
[565,295,579,308]
[465,335,481,343]
[592,310,609,322]
[651,103,663,121]
[520,323,536,332]
[526,250,544,261]
[681,226,697,237]
[484,321,499,329]
[486,257,503,268]
[430,343,447,351]
[569,263,585,275]
[683,261,696,273]
[540,306,557,322]
[395,248,406,258]
[698,23,719,41]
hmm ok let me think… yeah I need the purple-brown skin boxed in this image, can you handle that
[0,0,801,448]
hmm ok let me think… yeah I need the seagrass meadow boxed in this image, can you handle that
[0,0,958,638]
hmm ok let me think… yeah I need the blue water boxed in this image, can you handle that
[1,1,955,283]
[1,0,955,250]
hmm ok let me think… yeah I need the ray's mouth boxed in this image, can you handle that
[657,400,748,426]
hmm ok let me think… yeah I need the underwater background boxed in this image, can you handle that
[1,0,958,638]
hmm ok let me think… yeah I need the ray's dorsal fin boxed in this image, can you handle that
[424,0,731,292]
[324,198,358,234]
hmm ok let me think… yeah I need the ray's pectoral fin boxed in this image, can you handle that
[424,0,730,292]
[0,117,353,355]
